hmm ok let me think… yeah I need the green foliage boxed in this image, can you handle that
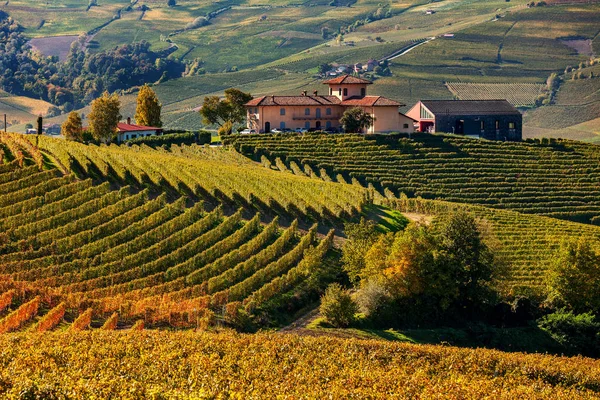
[341,218,379,285]
[61,111,83,142]
[88,91,121,142]
[339,107,375,133]
[537,310,600,357]
[319,283,358,328]
[135,85,162,128]
[546,238,600,314]
[200,88,253,133]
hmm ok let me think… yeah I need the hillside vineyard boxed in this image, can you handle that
[229,133,600,223]
[0,133,345,329]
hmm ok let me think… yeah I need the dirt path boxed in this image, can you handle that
[280,307,320,332]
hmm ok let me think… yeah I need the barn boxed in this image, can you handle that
[406,100,522,141]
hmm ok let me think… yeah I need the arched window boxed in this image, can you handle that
[280,121,286,130]
[305,108,310,115]
[316,108,321,118]
[326,108,332,115]
[280,108,285,115]
[305,121,310,129]
[343,88,348,96]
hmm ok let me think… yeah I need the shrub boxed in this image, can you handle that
[320,283,358,328]
[125,131,211,147]
[537,310,600,357]
[355,278,390,317]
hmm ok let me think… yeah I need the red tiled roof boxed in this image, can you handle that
[322,75,373,85]
[245,95,342,107]
[117,123,162,132]
[341,96,404,107]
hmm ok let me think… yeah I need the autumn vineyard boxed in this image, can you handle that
[1,131,600,398]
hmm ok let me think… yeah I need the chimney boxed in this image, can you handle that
[313,90,318,96]
[127,117,131,125]
[302,91,307,96]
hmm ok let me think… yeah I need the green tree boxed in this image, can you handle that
[342,218,380,285]
[61,111,83,141]
[88,91,121,142]
[167,0,177,6]
[547,237,600,313]
[134,84,162,127]
[320,283,358,328]
[340,107,375,133]
[199,88,252,134]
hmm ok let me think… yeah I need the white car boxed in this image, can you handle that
[240,129,256,135]
[271,128,283,133]
[295,128,308,133]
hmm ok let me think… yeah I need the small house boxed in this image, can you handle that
[116,117,163,143]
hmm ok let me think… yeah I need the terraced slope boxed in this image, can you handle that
[0,162,336,330]
[229,133,600,223]
[31,135,368,223]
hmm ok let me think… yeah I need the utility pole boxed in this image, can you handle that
[3,114,6,133]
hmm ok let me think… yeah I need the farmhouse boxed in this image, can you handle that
[245,75,415,134]
[116,118,163,143]
[406,99,522,141]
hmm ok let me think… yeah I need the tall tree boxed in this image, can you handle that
[200,88,252,134]
[61,111,83,141]
[88,91,121,142]
[134,84,162,127]
[340,107,375,133]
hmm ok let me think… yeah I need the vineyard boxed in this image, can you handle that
[446,82,545,107]
[228,133,600,224]
[1,331,599,399]
[0,133,349,331]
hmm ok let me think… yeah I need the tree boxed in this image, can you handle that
[88,91,121,142]
[547,238,600,313]
[342,218,380,285]
[167,0,176,6]
[318,63,332,75]
[320,283,358,328]
[199,88,252,133]
[340,107,375,133]
[134,84,162,127]
[61,111,83,141]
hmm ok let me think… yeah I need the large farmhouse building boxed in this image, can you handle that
[245,75,415,134]
[406,100,522,141]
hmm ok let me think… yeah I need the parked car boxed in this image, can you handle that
[295,128,308,133]
[324,127,339,133]
[240,129,256,135]
[271,128,283,133]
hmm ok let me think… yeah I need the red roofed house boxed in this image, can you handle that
[245,75,415,134]
[117,118,163,143]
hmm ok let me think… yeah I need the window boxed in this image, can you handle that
[338,88,342,96]
[403,124,409,129]
[329,88,333,95]
[280,108,285,116]
[305,108,310,115]
[495,120,500,130]
[343,88,348,96]
[509,122,515,129]
[326,108,332,116]
[326,121,332,129]
[420,106,434,119]
[280,121,286,130]
[316,108,321,118]
[305,121,310,129]
[480,121,485,130]
[361,88,366,97]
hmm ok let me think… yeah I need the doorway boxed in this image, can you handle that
[265,121,271,133]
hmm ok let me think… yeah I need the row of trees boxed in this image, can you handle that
[62,85,162,142]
